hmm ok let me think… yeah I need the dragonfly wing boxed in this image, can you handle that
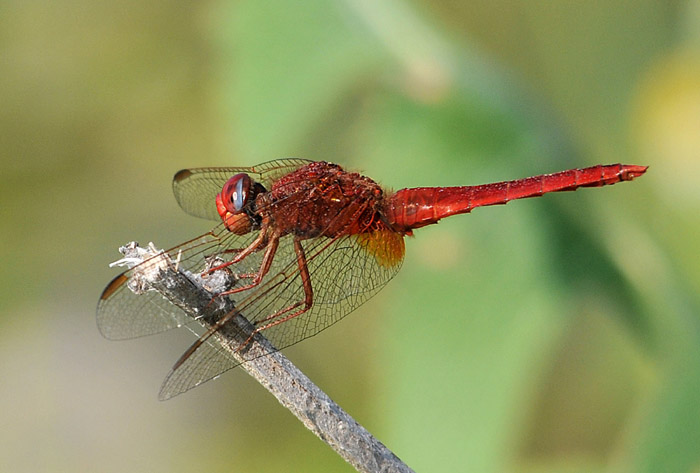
[172,158,314,220]
[96,225,261,339]
[97,273,195,340]
[156,230,404,398]
[159,330,240,400]
[251,231,405,350]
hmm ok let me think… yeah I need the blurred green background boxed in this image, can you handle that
[1,0,699,472]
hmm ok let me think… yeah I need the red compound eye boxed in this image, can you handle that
[221,173,252,213]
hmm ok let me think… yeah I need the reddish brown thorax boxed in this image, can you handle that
[264,161,390,238]
[217,161,394,239]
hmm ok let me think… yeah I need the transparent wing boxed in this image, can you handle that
[172,158,313,220]
[246,232,405,347]
[158,330,239,400]
[96,225,260,340]
[159,230,405,399]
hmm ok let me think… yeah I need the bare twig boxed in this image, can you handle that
[114,242,413,473]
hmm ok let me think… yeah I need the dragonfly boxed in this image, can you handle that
[97,159,647,399]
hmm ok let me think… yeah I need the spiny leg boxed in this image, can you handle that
[203,220,270,276]
[219,232,280,297]
[236,236,314,351]
[172,232,281,372]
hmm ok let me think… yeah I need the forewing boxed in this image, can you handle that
[96,225,261,340]
[172,158,313,220]
[97,273,193,340]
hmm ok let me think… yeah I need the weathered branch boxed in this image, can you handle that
[113,242,413,473]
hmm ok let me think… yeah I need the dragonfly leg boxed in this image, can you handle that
[172,235,308,370]
[171,233,282,371]
[203,221,270,276]
[205,246,246,261]
[219,232,280,297]
[235,237,313,351]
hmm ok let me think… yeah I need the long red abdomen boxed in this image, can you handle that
[383,164,647,233]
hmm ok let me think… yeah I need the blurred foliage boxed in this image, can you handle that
[1,0,699,472]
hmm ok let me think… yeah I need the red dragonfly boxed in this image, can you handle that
[98,159,646,399]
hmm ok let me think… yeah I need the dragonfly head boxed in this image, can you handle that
[216,173,265,234]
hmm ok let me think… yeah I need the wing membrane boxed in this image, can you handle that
[172,158,313,220]
[96,226,260,340]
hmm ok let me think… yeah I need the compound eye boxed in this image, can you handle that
[221,173,252,213]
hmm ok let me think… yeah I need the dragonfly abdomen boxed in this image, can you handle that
[382,164,648,233]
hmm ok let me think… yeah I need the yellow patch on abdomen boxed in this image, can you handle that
[354,229,405,268]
